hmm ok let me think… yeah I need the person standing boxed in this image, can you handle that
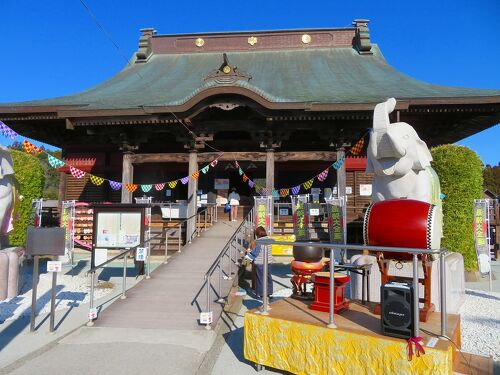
[246,226,273,298]
[228,187,240,222]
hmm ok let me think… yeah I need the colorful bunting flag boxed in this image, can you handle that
[180,176,189,185]
[90,175,104,186]
[125,184,138,192]
[248,180,254,188]
[201,165,210,174]
[242,174,249,182]
[141,184,152,193]
[291,185,301,195]
[280,189,289,197]
[70,166,85,179]
[47,154,65,169]
[317,169,329,182]
[332,155,346,170]
[210,159,218,167]
[350,136,365,156]
[168,181,178,189]
[109,180,122,190]
[0,121,18,140]
[238,167,244,176]
[303,179,314,190]
[234,161,240,168]
[191,171,200,180]
[261,187,268,195]
[272,190,279,197]
[23,140,42,155]
[155,183,165,191]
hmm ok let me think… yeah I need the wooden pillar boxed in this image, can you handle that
[121,153,134,203]
[266,149,275,193]
[58,172,67,208]
[186,150,198,242]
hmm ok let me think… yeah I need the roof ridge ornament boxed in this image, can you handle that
[204,53,252,85]
[136,28,156,63]
[353,19,373,55]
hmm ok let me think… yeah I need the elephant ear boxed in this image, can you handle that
[414,139,432,170]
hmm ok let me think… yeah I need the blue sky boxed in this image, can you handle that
[0,0,498,165]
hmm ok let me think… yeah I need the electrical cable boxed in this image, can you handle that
[77,0,223,154]
[420,327,473,375]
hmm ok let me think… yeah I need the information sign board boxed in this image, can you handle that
[47,261,62,273]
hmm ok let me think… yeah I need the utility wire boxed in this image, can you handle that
[77,0,223,154]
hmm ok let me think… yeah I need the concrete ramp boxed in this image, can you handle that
[94,220,240,330]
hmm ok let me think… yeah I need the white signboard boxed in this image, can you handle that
[135,247,147,262]
[359,184,372,196]
[214,179,229,190]
[47,261,62,273]
[200,311,213,324]
[94,248,108,267]
[346,186,353,195]
[88,308,98,320]
[279,208,289,216]
[309,208,320,216]
[95,212,142,248]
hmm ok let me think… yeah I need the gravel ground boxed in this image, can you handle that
[459,289,500,361]
[0,265,113,323]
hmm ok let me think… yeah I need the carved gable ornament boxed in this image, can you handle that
[204,53,252,85]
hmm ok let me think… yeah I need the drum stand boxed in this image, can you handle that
[374,252,435,322]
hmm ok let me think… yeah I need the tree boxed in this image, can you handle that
[8,149,45,246]
[483,164,500,195]
[431,145,483,271]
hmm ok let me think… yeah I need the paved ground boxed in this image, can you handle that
[0,220,241,374]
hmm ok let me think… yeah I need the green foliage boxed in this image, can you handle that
[431,145,483,271]
[483,164,500,196]
[38,151,61,199]
[8,143,61,199]
[8,150,45,246]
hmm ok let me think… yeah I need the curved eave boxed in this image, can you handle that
[1,45,500,118]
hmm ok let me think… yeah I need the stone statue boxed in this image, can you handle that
[0,146,16,238]
[366,98,442,206]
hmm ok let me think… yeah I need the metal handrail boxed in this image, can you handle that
[201,208,255,329]
[255,238,448,338]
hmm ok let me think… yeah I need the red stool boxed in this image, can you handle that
[309,272,350,313]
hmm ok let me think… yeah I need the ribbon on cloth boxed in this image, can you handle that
[407,336,426,361]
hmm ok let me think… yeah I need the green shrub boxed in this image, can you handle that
[431,145,483,271]
[8,150,45,246]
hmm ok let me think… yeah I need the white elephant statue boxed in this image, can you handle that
[366,98,442,206]
[0,146,16,238]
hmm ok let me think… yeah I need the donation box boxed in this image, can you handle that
[26,227,66,256]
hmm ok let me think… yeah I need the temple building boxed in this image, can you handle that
[1,20,499,241]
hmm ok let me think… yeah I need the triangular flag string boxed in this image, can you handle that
[1,119,367,194]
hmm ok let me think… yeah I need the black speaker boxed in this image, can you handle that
[381,282,414,339]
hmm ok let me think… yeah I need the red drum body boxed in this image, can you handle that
[363,199,439,260]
